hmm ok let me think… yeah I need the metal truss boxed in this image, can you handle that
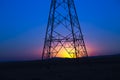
[42,0,88,59]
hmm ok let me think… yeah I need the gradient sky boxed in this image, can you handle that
[0,0,120,61]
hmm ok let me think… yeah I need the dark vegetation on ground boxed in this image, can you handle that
[0,54,120,80]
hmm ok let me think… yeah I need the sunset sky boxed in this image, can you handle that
[0,0,120,61]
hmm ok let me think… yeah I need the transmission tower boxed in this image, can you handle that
[42,0,88,59]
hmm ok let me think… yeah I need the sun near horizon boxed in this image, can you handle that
[48,43,95,58]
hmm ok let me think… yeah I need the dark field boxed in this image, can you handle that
[0,55,120,80]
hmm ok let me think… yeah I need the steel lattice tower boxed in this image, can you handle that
[42,0,88,59]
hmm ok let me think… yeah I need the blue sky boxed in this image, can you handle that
[0,0,120,61]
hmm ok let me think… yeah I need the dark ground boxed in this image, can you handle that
[0,55,120,80]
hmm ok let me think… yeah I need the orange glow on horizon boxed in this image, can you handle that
[86,43,97,56]
[55,43,96,57]
[36,43,96,58]
[54,47,76,58]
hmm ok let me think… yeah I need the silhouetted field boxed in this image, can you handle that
[0,55,120,80]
